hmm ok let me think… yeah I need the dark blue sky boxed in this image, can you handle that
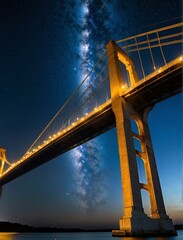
[0,0,182,229]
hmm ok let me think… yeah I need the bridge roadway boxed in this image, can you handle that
[0,56,182,187]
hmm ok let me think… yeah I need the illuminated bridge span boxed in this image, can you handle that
[0,22,182,237]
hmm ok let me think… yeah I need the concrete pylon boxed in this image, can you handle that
[106,40,176,236]
[0,148,7,199]
[0,148,7,176]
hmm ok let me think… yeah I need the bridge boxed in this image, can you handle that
[0,22,182,236]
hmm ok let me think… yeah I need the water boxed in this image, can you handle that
[0,231,182,240]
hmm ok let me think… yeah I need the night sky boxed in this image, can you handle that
[0,0,182,229]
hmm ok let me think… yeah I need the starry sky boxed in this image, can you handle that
[0,0,182,229]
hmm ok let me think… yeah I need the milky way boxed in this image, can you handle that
[71,0,107,213]
[49,0,116,214]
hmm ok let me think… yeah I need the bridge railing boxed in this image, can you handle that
[116,22,183,85]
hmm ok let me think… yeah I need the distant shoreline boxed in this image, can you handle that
[0,221,182,232]
[0,221,112,233]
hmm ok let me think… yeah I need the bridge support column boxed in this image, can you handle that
[112,97,148,235]
[0,148,6,176]
[0,148,8,198]
[106,40,176,237]
[112,99,176,237]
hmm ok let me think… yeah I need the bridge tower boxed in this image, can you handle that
[0,147,8,197]
[0,147,11,196]
[106,40,176,237]
[0,148,7,176]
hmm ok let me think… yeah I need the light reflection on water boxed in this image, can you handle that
[0,231,182,240]
[0,232,16,240]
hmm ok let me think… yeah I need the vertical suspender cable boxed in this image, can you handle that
[146,34,156,70]
[156,31,167,65]
[135,37,146,80]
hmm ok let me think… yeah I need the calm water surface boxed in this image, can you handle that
[0,231,182,240]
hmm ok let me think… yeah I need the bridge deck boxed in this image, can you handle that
[0,56,182,187]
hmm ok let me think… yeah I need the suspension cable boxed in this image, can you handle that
[120,32,183,53]
[63,73,110,130]
[24,52,107,155]
[116,22,183,44]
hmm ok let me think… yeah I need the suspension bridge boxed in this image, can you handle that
[0,22,182,236]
